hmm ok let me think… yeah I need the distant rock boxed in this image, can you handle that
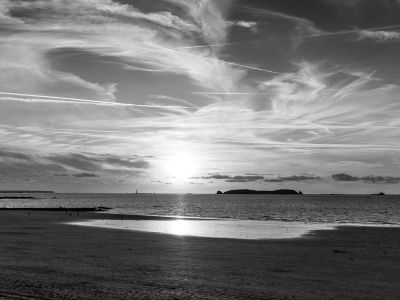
[373,192,385,196]
[0,196,36,199]
[222,189,302,195]
[216,191,223,194]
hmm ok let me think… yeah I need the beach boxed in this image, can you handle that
[0,210,399,299]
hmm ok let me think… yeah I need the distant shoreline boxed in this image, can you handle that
[0,207,109,212]
[0,190,54,193]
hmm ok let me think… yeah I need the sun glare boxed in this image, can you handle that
[163,152,199,181]
[168,219,192,235]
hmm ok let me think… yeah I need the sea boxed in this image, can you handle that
[1,192,400,225]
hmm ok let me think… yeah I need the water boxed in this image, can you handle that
[1,193,400,225]
[70,218,335,240]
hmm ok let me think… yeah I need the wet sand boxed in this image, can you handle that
[0,211,399,299]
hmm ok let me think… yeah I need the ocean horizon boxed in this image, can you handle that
[2,192,400,226]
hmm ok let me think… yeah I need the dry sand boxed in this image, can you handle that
[0,210,399,299]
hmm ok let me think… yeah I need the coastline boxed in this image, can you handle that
[1,210,399,299]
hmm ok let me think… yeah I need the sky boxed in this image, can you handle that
[1,0,400,193]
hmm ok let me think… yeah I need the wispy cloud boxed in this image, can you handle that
[0,0,244,97]
[265,175,323,182]
[46,153,150,172]
[307,24,400,38]
[357,30,400,42]
[73,172,99,178]
[0,147,150,187]
[233,20,258,32]
[1,1,400,192]
[332,173,400,184]
[200,174,265,182]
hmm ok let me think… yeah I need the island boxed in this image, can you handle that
[219,189,302,195]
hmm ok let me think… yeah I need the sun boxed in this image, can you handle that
[163,152,199,181]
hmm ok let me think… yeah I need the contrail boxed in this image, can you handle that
[223,60,281,74]
[0,92,197,109]
[306,24,400,38]
[193,92,273,95]
[0,91,131,106]
[163,47,282,75]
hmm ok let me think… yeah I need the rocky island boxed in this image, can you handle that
[218,189,302,195]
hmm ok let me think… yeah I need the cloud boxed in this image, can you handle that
[72,172,98,178]
[226,175,265,182]
[233,20,258,32]
[332,173,400,183]
[0,41,117,102]
[201,174,232,180]
[265,175,323,182]
[238,5,320,41]
[256,61,400,137]
[1,1,400,193]
[331,173,359,181]
[47,153,150,172]
[0,148,151,186]
[357,30,400,42]
[0,152,67,183]
[0,0,245,100]
[362,175,400,184]
[257,61,327,117]
[47,154,101,172]
[163,0,232,44]
[147,95,198,108]
[200,174,264,182]
[103,156,150,169]
[0,149,31,161]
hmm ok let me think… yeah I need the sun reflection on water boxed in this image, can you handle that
[167,219,192,235]
[69,219,337,239]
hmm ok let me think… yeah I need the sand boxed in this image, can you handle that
[0,210,399,299]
